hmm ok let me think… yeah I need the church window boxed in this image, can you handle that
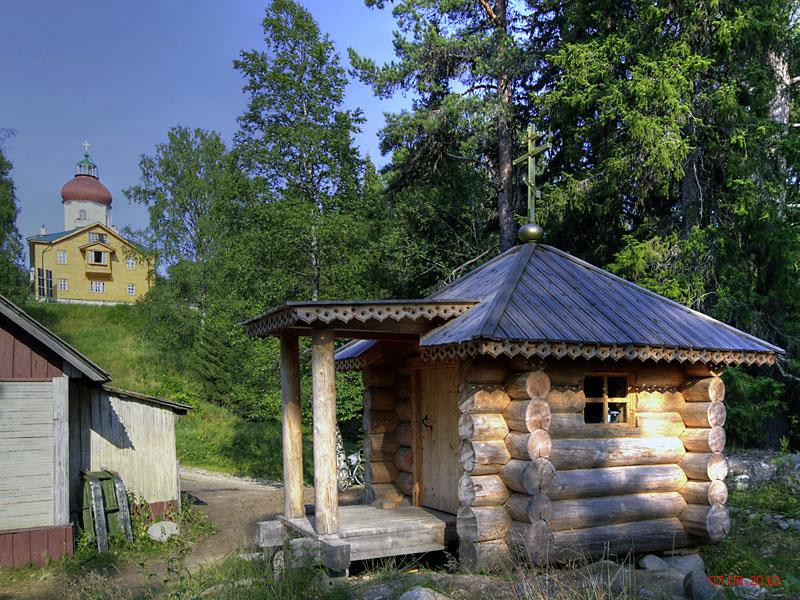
[58,279,68,291]
[127,283,136,296]
[78,209,87,221]
[89,281,105,293]
[57,251,67,264]
[126,256,137,270]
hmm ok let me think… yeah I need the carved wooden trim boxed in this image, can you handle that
[244,302,476,337]
[419,340,775,368]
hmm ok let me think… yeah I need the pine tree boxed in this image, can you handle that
[350,0,532,250]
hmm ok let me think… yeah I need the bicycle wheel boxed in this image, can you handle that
[352,462,365,486]
[337,467,351,492]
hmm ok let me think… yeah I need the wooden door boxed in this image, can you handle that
[418,365,461,514]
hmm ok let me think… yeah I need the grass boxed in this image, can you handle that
[701,482,800,596]
[24,302,184,395]
[176,399,313,481]
[23,301,291,480]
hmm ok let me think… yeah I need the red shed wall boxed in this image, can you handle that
[0,315,63,380]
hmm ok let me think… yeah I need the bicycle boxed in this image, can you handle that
[336,426,365,491]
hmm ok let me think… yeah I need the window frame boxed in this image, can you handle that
[127,283,136,296]
[126,256,137,270]
[89,250,107,265]
[57,250,68,265]
[58,278,68,291]
[89,280,105,294]
[582,372,636,427]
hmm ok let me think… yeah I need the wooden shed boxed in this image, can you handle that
[245,241,782,573]
[0,295,189,568]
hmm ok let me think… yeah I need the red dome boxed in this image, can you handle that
[60,174,112,206]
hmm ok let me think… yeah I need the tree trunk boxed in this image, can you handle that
[495,0,515,250]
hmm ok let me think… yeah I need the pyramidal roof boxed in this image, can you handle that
[336,243,782,366]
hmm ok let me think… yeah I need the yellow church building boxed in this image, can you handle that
[28,147,153,304]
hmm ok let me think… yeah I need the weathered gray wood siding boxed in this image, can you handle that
[0,381,56,530]
[69,384,178,511]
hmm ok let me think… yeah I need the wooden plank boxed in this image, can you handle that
[28,528,48,567]
[11,531,30,568]
[280,334,304,519]
[0,327,14,378]
[47,527,65,561]
[12,337,32,379]
[420,366,461,513]
[311,328,338,535]
[52,377,69,526]
[0,532,12,567]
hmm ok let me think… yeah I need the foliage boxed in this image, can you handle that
[351,0,532,250]
[702,483,800,595]
[24,302,196,398]
[722,368,788,448]
[0,130,25,301]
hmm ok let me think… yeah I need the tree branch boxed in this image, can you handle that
[477,0,499,24]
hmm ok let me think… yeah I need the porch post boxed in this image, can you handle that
[311,328,339,535]
[280,333,304,519]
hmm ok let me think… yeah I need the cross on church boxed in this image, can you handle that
[513,125,550,225]
[82,140,91,154]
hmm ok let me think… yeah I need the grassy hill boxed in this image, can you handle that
[26,302,292,481]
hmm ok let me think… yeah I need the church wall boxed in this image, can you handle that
[63,199,108,230]
[30,224,153,304]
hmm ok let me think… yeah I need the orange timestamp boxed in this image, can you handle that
[707,575,782,588]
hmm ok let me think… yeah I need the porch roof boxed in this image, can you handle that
[242,300,477,339]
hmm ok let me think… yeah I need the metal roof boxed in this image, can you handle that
[422,243,783,353]
[0,294,110,382]
[27,228,80,243]
[335,243,783,366]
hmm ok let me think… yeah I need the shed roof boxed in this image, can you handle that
[103,386,192,415]
[336,243,783,368]
[0,295,110,382]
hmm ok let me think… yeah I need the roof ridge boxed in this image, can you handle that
[538,244,785,354]
[478,243,536,339]
[428,244,522,299]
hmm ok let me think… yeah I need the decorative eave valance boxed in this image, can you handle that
[419,339,776,367]
[243,300,477,338]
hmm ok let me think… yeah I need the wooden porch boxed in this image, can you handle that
[278,505,457,562]
[243,301,472,572]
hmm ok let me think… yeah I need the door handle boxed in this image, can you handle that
[422,414,433,431]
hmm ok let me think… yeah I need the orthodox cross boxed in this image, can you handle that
[82,140,91,154]
[513,125,550,225]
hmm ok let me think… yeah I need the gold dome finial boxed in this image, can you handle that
[518,223,544,243]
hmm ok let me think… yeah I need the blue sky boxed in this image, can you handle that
[0,1,406,254]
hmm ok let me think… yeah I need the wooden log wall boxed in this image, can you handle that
[677,377,730,543]
[543,364,697,561]
[497,368,556,567]
[457,359,513,571]
[362,364,412,509]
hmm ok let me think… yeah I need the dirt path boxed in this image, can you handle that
[177,466,308,567]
